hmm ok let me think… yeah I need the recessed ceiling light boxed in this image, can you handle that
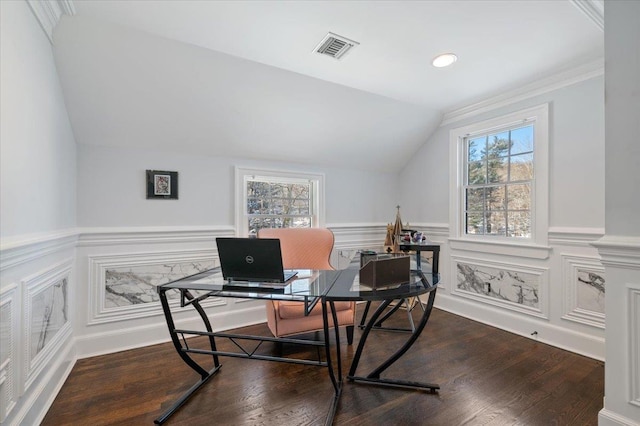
[432,53,458,68]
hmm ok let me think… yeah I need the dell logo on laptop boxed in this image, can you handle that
[245,255,254,264]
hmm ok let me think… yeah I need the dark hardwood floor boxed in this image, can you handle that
[42,305,603,426]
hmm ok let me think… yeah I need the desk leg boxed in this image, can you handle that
[347,290,439,392]
[358,301,372,329]
[359,299,415,333]
[322,301,342,426]
[155,289,222,425]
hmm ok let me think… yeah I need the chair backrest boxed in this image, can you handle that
[257,228,335,270]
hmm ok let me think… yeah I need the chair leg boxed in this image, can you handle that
[346,325,354,345]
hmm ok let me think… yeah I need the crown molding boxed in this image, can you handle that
[26,0,76,44]
[441,58,604,127]
[569,0,604,31]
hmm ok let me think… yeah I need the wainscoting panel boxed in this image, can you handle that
[87,250,219,325]
[437,227,605,361]
[74,227,237,359]
[594,235,640,424]
[328,223,387,249]
[0,230,77,426]
[630,283,640,408]
[22,259,73,391]
[451,256,548,319]
[0,284,18,423]
[562,254,605,328]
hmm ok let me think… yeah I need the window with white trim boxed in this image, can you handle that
[235,167,324,236]
[465,124,534,237]
[450,104,549,246]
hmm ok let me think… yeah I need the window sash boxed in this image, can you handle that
[462,123,535,239]
[235,167,324,237]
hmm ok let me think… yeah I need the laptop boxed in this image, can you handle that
[216,237,298,283]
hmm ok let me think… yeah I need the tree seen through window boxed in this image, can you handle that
[246,179,312,234]
[464,125,534,238]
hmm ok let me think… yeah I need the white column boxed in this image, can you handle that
[596,1,640,425]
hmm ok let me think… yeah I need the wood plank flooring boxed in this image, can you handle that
[42,306,603,426]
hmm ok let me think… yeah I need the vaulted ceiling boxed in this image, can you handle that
[52,1,603,172]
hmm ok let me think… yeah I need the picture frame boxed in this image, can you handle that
[146,170,178,199]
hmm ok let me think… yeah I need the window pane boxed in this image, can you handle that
[485,186,505,211]
[466,188,485,211]
[468,137,486,161]
[290,184,310,199]
[248,181,270,198]
[249,217,275,234]
[247,197,266,214]
[291,218,311,228]
[271,198,286,214]
[270,183,285,197]
[487,131,510,158]
[460,118,536,240]
[510,153,534,181]
[507,183,531,210]
[291,199,310,214]
[468,160,486,184]
[487,212,506,235]
[487,156,508,183]
[466,212,484,235]
[508,211,531,237]
[510,126,533,154]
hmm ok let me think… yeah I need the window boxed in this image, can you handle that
[450,104,549,248]
[235,167,324,236]
[464,124,534,238]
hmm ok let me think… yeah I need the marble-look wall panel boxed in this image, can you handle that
[452,256,547,317]
[22,259,73,390]
[30,277,67,362]
[105,261,215,308]
[562,255,605,328]
[88,251,219,325]
[576,269,605,313]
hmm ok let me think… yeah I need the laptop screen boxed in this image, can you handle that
[216,237,297,283]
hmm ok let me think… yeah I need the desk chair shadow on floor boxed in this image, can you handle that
[257,228,355,349]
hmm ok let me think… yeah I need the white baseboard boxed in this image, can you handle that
[434,292,604,361]
[598,408,640,426]
[3,334,76,426]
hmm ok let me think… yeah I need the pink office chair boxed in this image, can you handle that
[257,228,355,345]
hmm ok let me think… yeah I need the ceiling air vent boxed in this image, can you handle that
[314,32,359,60]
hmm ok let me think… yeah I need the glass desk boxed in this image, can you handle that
[325,254,440,394]
[358,243,440,332]
[155,251,439,425]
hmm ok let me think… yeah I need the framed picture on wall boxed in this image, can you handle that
[146,170,178,199]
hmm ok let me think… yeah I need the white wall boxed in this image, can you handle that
[399,75,606,360]
[0,1,77,425]
[53,14,441,174]
[0,1,77,240]
[400,76,605,229]
[77,144,400,228]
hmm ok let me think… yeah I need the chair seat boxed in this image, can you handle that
[257,228,355,345]
[278,301,353,319]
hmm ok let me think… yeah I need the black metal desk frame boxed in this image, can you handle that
[155,257,439,425]
[359,243,440,332]
[154,273,344,426]
[325,260,440,394]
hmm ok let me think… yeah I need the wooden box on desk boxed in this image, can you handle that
[359,254,410,290]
